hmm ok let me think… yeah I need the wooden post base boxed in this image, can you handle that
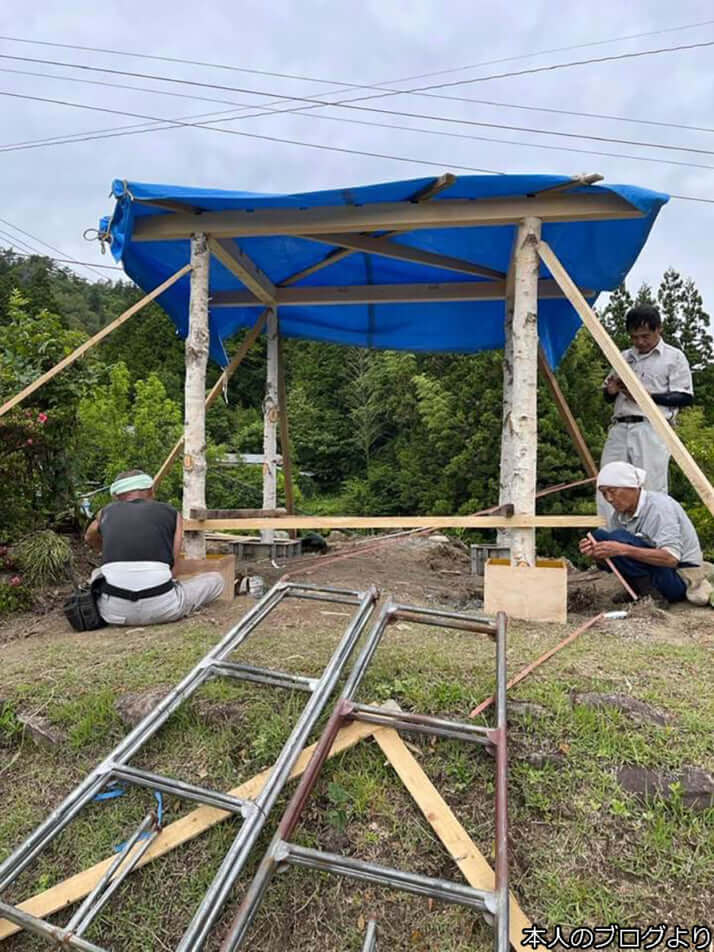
[484,557,568,623]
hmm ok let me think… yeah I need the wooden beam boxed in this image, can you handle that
[189,508,287,520]
[538,346,598,478]
[207,237,276,305]
[307,233,505,280]
[210,279,588,308]
[185,515,605,531]
[538,240,714,516]
[183,234,210,559]
[374,728,532,948]
[153,309,268,490]
[0,720,377,942]
[133,192,644,242]
[0,264,192,419]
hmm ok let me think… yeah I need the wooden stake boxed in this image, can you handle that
[0,264,192,419]
[501,218,541,565]
[153,309,268,490]
[538,346,598,478]
[262,308,279,545]
[538,240,714,516]
[183,234,210,559]
[374,729,532,948]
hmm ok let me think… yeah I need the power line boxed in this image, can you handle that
[0,245,123,271]
[1,17,713,92]
[2,52,714,158]
[0,215,112,280]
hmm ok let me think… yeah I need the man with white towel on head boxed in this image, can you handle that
[580,461,702,604]
[85,469,224,626]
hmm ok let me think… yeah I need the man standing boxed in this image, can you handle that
[581,461,702,603]
[85,469,224,626]
[598,304,692,518]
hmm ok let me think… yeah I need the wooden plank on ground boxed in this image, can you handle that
[185,515,605,531]
[374,728,531,949]
[0,721,376,941]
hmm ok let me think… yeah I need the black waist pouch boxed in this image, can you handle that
[63,577,107,631]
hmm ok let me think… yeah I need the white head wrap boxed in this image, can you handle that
[596,461,646,489]
[110,472,154,497]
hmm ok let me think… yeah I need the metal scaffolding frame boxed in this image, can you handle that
[0,580,377,951]
[219,600,509,952]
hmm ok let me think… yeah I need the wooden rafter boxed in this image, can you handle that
[207,237,276,305]
[305,232,505,280]
[133,192,643,242]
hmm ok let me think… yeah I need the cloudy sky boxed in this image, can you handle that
[1,0,712,310]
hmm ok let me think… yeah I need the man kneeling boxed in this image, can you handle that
[85,469,224,625]
[580,461,702,604]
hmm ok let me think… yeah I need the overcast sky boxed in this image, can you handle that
[1,0,712,314]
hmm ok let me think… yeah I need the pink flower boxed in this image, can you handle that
[37,413,48,424]
[26,438,33,445]
[9,575,22,587]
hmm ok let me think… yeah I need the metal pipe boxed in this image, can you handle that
[493,612,509,952]
[361,918,378,952]
[111,765,250,815]
[209,660,317,693]
[392,611,497,636]
[282,843,493,912]
[176,586,378,952]
[341,602,396,702]
[0,901,108,952]
[349,704,492,745]
[391,603,496,628]
[73,827,158,937]
[284,582,363,598]
[287,591,361,605]
[65,812,155,933]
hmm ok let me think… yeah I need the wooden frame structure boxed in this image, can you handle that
[4,172,712,561]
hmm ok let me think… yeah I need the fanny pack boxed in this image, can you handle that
[63,577,107,632]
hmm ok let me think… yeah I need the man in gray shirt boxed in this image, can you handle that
[598,304,693,519]
[580,461,702,603]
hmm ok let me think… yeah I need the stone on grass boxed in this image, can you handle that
[572,692,672,727]
[616,766,714,811]
[115,686,170,728]
[427,534,450,544]
[326,530,349,543]
[18,713,66,748]
[507,700,549,719]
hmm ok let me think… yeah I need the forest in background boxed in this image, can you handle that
[1,248,713,585]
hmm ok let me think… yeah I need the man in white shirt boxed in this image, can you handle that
[581,461,702,603]
[598,304,693,519]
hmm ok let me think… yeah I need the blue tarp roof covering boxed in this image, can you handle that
[102,174,668,368]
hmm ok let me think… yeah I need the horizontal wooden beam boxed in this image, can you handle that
[207,237,276,305]
[211,278,590,308]
[189,507,287,519]
[185,514,606,530]
[308,233,505,280]
[133,192,643,242]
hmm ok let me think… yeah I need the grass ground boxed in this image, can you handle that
[1,545,713,951]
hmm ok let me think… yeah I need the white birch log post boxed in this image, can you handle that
[183,234,210,559]
[497,260,516,550]
[500,217,541,565]
[261,307,279,544]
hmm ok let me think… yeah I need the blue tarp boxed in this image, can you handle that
[102,174,668,368]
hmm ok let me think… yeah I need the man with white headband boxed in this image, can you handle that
[580,461,702,603]
[84,469,224,625]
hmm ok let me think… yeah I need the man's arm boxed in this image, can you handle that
[84,510,102,553]
[579,536,678,567]
[650,391,693,407]
[172,513,184,575]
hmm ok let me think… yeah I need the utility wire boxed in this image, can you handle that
[0,215,111,279]
[0,246,123,271]
[1,17,712,92]
[2,52,714,157]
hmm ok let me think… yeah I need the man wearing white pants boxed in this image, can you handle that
[85,470,224,626]
[598,304,693,521]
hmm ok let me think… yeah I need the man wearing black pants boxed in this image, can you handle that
[580,461,702,603]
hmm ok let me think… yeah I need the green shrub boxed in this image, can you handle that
[0,580,33,615]
[13,530,72,587]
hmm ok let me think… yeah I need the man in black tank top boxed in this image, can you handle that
[84,469,224,626]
